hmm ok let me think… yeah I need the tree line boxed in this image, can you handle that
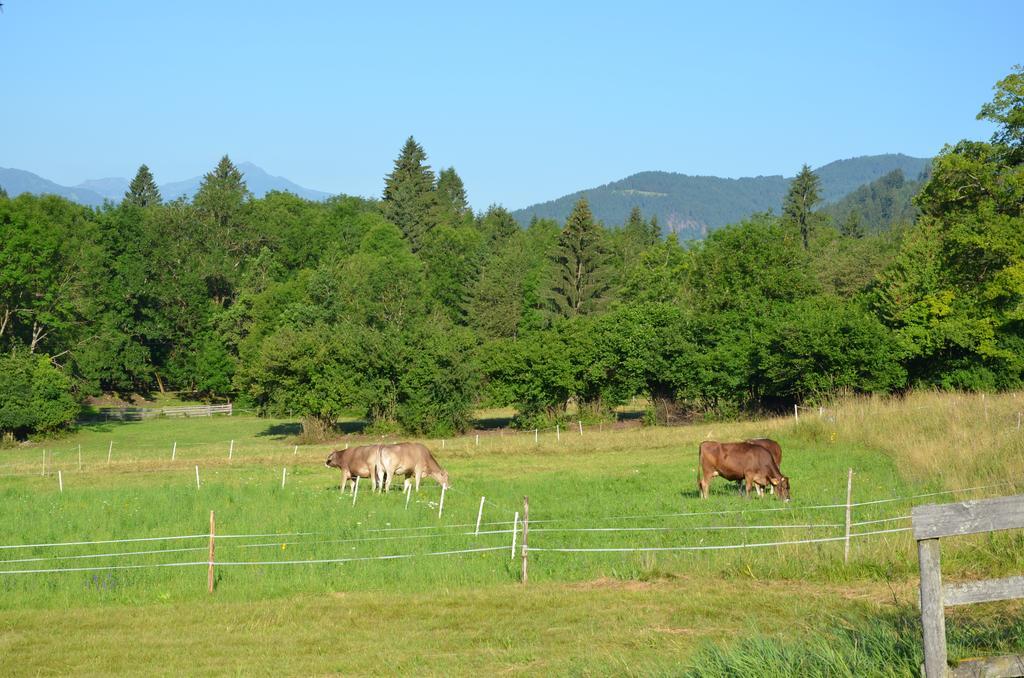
[1,68,1021,440]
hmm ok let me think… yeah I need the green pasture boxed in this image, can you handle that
[1,411,1023,675]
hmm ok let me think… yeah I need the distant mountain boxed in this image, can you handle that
[159,162,332,202]
[0,167,106,206]
[76,177,130,201]
[512,154,932,238]
[0,162,333,206]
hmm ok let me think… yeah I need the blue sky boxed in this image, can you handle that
[1,1,1020,210]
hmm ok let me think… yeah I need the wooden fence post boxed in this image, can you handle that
[208,510,216,594]
[58,469,63,493]
[844,468,853,564]
[918,538,946,677]
[229,440,234,460]
[172,441,177,461]
[107,441,113,465]
[794,404,799,422]
[521,496,529,584]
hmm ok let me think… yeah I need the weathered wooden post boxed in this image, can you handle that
[913,494,1024,677]
[918,537,946,676]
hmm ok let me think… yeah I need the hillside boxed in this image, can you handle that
[0,162,332,205]
[821,168,927,234]
[512,154,931,238]
[0,167,106,206]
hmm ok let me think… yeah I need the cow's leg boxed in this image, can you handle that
[415,470,422,493]
[744,475,754,499]
[698,473,709,499]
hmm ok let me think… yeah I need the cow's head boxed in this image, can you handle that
[325,450,342,468]
[436,469,451,490]
[771,475,791,502]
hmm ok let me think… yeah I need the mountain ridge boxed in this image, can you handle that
[0,162,333,205]
[511,153,931,237]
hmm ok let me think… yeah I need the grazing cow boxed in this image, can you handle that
[745,438,782,466]
[324,445,383,492]
[744,438,783,494]
[698,440,790,501]
[378,442,449,492]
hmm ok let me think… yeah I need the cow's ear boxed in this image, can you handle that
[770,477,779,485]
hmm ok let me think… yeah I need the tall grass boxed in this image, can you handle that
[684,603,1024,677]
[809,390,1024,488]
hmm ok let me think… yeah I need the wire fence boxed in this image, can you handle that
[0,480,1016,584]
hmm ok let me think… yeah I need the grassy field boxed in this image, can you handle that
[1,392,1022,675]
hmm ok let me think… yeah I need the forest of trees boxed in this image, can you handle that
[1,68,1022,440]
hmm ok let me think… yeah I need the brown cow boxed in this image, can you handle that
[746,438,782,466]
[698,440,790,501]
[324,445,383,492]
[378,442,449,492]
[744,438,783,495]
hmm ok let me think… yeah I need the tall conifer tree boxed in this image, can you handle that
[194,155,249,228]
[547,197,611,318]
[436,167,469,218]
[783,164,821,250]
[123,164,162,207]
[382,136,438,251]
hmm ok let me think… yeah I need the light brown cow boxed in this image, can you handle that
[698,440,790,501]
[324,445,384,492]
[378,442,449,492]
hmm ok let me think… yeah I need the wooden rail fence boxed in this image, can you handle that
[913,494,1024,677]
[79,403,233,422]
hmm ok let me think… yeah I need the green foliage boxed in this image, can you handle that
[757,297,906,402]
[873,68,1024,390]
[0,351,79,439]
[193,155,250,229]
[547,197,612,318]
[382,136,438,251]
[482,329,575,426]
[123,164,162,207]
[823,169,924,235]
[394,320,477,436]
[783,163,822,249]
